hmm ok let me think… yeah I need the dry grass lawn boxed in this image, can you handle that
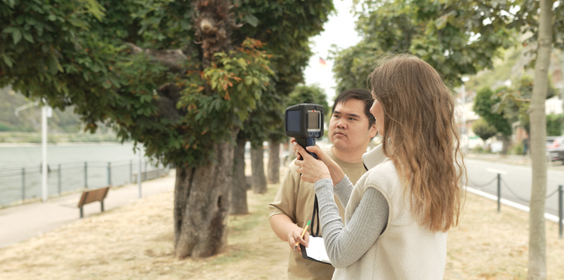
[0,182,562,279]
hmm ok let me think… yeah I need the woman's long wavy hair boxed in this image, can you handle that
[370,54,466,232]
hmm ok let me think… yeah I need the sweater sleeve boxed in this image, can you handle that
[313,178,389,268]
[333,175,354,208]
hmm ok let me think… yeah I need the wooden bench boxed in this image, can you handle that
[77,187,110,218]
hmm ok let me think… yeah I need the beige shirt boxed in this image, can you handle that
[269,147,366,280]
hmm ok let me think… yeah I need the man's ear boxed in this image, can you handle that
[369,123,378,138]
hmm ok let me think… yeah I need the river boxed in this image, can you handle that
[0,143,162,206]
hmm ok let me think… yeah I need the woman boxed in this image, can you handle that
[293,54,465,279]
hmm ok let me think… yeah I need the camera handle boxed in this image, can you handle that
[295,137,318,159]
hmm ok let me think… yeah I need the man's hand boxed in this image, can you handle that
[288,227,309,253]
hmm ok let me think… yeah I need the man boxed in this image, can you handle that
[269,89,378,280]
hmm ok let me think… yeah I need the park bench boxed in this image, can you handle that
[77,187,110,218]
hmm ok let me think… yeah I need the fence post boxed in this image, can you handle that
[107,162,112,186]
[497,173,501,213]
[21,167,25,201]
[559,185,563,239]
[58,164,61,195]
[84,162,88,189]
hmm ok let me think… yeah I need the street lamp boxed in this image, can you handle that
[14,100,52,202]
[461,77,470,154]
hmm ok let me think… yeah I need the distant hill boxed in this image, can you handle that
[0,86,121,143]
[1,86,84,133]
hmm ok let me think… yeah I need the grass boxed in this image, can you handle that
[0,175,562,279]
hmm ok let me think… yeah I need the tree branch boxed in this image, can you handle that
[125,42,188,74]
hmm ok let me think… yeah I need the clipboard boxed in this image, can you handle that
[300,236,331,265]
[300,195,331,265]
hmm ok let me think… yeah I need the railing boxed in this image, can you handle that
[465,174,563,239]
[0,159,169,207]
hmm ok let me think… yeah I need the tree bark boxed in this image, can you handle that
[528,1,552,279]
[501,135,511,155]
[231,134,248,215]
[267,139,280,184]
[173,141,234,259]
[251,145,267,194]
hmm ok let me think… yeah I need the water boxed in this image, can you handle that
[0,143,163,206]
[0,143,140,168]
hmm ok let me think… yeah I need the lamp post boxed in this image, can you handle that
[461,77,470,154]
[15,100,51,202]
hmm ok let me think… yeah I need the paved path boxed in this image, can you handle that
[0,171,175,248]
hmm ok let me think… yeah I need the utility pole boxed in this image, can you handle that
[138,146,142,198]
[15,100,51,202]
[41,103,52,202]
[461,77,470,154]
[561,50,564,135]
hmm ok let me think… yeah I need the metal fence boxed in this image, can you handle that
[0,159,169,206]
[465,174,563,239]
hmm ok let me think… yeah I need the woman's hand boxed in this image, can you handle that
[292,140,331,183]
[292,140,346,184]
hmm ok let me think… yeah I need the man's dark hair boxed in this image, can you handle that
[332,88,376,129]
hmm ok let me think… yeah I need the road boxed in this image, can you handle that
[466,159,562,216]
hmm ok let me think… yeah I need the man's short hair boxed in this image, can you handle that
[332,89,376,129]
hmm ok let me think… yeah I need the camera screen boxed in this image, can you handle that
[307,111,320,131]
[286,110,301,132]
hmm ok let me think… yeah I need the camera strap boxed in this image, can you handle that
[310,195,321,237]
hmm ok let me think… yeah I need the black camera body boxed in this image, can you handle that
[285,103,324,159]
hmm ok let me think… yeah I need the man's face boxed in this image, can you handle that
[329,99,378,153]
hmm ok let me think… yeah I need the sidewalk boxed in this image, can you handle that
[0,170,176,248]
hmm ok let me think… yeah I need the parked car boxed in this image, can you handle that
[547,136,564,162]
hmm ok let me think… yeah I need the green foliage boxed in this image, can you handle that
[287,84,330,109]
[232,0,334,146]
[333,0,518,94]
[0,122,13,131]
[546,113,563,136]
[513,0,564,53]
[472,118,497,142]
[0,0,333,169]
[287,83,331,129]
[509,142,525,155]
[473,87,512,136]
[492,74,557,134]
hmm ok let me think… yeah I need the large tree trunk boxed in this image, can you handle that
[231,134,248,215]
[171,0,238,259]
[528,1,552,279]
[267,139,280,184]
[251,145,267,194]
[173,142,234,258]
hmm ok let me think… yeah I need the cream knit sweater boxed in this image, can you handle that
[314,145,447,279]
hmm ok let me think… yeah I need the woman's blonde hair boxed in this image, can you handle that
[370,54,466,232]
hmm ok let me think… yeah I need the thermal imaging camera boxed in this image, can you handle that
[285,103,324,159]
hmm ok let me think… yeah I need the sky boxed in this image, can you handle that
[303,0,362,102]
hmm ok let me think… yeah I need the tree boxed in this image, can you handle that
[332,0,518,94]
[0,0,333,258]
[472,118,497,148]
[473,87,512,154]
[228,0,335,211]
[527,0,552,278]
[493,75,556,135]
[546,113,563,136]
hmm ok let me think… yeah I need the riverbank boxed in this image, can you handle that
[0,131,121,145]
[0,181,562,279]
